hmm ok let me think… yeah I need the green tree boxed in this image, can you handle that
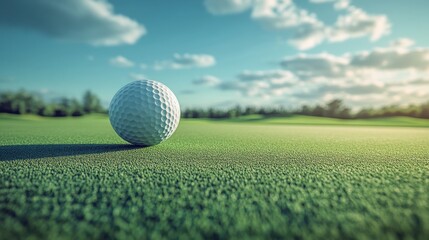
[82,90,103,114]
[356,108,372,118]
[325,99,343,118]
[227,109,238,118]
[420,102,429,118]
[244,107,257,116]
[70,99,84,116]
[299,105,311,115]
[40,104,55,116]
[0,92,14,113]
[338,107,351,119]
[312,105,325,117]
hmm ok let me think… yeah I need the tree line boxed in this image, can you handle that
[1,90,428,119]
[183,99,429,119]
[0,90,105,117]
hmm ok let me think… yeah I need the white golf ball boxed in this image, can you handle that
[109,80,180,146]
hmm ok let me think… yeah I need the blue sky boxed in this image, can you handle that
[1,0,429,109]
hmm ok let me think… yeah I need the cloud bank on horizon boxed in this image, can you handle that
[202,39,429,108]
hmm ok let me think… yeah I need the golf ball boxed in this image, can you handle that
[109,80,180,146]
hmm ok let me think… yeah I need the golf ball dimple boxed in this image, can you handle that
[109,80,180,146]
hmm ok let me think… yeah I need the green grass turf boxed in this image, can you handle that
[1,114,428,239]
[216,114,429,127]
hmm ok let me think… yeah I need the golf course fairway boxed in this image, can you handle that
[1,115,428,239]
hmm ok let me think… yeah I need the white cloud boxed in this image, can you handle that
[110,56,134,68]
[251,0,322,29]
[251,0,328,50]
[407,79,429,85]
[292,4,391,48]
[214,40,429,108]
[280,53,349,79]
[218,69,297,97]
[350,47,429,71]
[203,0,391,50]
[334,0,350,10]
[328,7,390,42]
[238,69,296,85]
[284,41,429,104]
[129,73,146,80]
[321,82,385,95]
[390,38,415,49]
[280,44,429,79]
[204,0,253,15]
[193,75,221,86]
[0,0,145,46]
[288,23,326,50]
[310,0,350,10]
[154,54,216,70]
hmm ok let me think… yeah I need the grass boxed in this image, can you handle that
[215,114,429,127]
[1,114,428,239]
